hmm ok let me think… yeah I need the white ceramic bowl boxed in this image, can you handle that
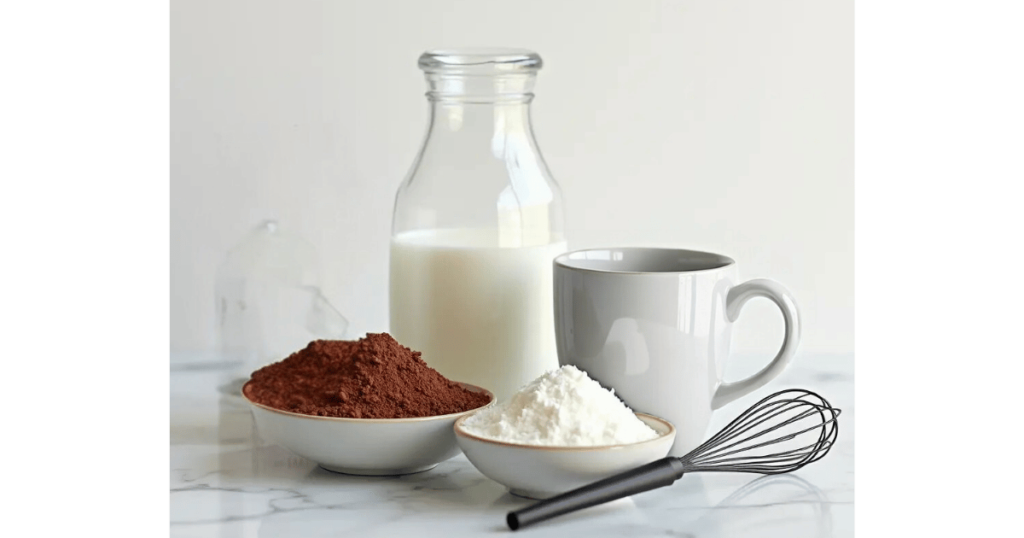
[454,413,676,499]
[243,382,494,476]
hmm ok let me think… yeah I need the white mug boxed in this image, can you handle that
[553,247,800,456]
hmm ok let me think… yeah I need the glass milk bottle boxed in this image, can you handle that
[390,49,566,401]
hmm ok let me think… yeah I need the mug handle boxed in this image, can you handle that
[711,279,801,410]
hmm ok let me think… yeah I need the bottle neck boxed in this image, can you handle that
[423,73,537,155]
[425,72,536,104]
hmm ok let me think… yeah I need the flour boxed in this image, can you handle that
[460,365,659,446]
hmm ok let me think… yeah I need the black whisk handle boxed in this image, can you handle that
[506,457,685,531]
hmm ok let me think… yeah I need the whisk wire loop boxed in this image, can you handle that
[680,389,841,475]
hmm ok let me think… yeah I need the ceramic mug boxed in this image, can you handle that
[553,247,800,456]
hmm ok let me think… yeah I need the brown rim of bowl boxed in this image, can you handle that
[453,412,676,451]
[241,381,495,423]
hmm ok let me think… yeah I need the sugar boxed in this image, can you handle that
[460,365,659,446]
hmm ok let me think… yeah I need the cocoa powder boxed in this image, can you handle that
[244,333,491,418]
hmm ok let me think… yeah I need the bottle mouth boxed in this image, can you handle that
[418,48,543,75]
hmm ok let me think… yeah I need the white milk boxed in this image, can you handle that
[389,229,567,401]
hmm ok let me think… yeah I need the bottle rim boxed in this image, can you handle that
[418,48,543,74]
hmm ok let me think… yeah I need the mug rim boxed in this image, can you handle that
[554,247,736,275]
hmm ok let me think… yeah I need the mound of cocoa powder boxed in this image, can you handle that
[244,332,491,419]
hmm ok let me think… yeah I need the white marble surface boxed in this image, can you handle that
[170,352,853,537]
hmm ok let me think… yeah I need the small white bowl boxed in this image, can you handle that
[243,382,494,476]
[454,413,676,499]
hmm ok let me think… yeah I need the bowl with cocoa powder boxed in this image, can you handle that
[242,332,494,476]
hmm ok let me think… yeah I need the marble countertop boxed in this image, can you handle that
[170,352,854,537]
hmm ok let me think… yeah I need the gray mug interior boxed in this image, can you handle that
[555,247,734,274]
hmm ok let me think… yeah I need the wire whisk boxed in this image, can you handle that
[507,388,841,530]
[683,388,840,474]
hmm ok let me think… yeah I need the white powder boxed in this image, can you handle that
[460,365,660,446]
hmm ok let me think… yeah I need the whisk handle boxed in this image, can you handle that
[506,457,685,531]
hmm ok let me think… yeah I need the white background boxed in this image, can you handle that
[171,0,852,354]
